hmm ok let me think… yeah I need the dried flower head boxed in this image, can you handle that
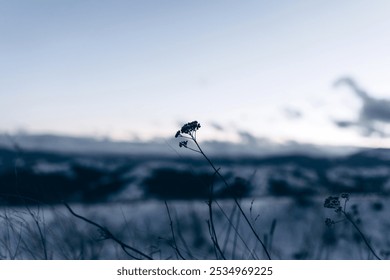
[324,196,341,209]
[180,121,201,135]
[341,193,350,201]
[179,141,188,148]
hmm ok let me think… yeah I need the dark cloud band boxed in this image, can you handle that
[334,77,390,137]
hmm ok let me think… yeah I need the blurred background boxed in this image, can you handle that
[1,0,390,259]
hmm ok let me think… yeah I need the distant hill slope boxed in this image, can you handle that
[1,145,390,205]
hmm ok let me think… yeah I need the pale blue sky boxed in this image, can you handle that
[1,1,390,148]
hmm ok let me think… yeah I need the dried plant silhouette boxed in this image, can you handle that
[64,203,153,260]
[175,121,271,260]
[324,193,381,260]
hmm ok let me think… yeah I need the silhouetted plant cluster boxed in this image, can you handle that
[324,193,381,260]
[172,121,271,259]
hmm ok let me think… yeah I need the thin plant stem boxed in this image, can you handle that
[207,202,226,260]
[222,204,237,253]
[207,169,226,260]
[64,203,153,260]
[192,137,271,260]
[213,200,257,259]
[26,205,48,260]
[342,210,381,260]
[164,201,185,260]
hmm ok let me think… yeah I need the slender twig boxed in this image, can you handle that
[268,219,277,255]
[231,206,241,259]
[207,204,226,259]
[222,203,237,253]
[206,220,219,259]
[207,168,226,260]
[164,201,185,260]
[26,206,48,260]
[214,200,257,259]
[171,214,197,259]
[176,232,197,259]
[64,203,153,260]
[342,210,381,260]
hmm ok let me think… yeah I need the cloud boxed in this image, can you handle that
[334,77,390,137]
[1,130,359,159]
[237,130,261,145]
[334,120,355,128]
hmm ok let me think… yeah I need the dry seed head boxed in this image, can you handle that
[324,196,341,209]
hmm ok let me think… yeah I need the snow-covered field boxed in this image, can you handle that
[1,147,390,259]
[0,195,388,260]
